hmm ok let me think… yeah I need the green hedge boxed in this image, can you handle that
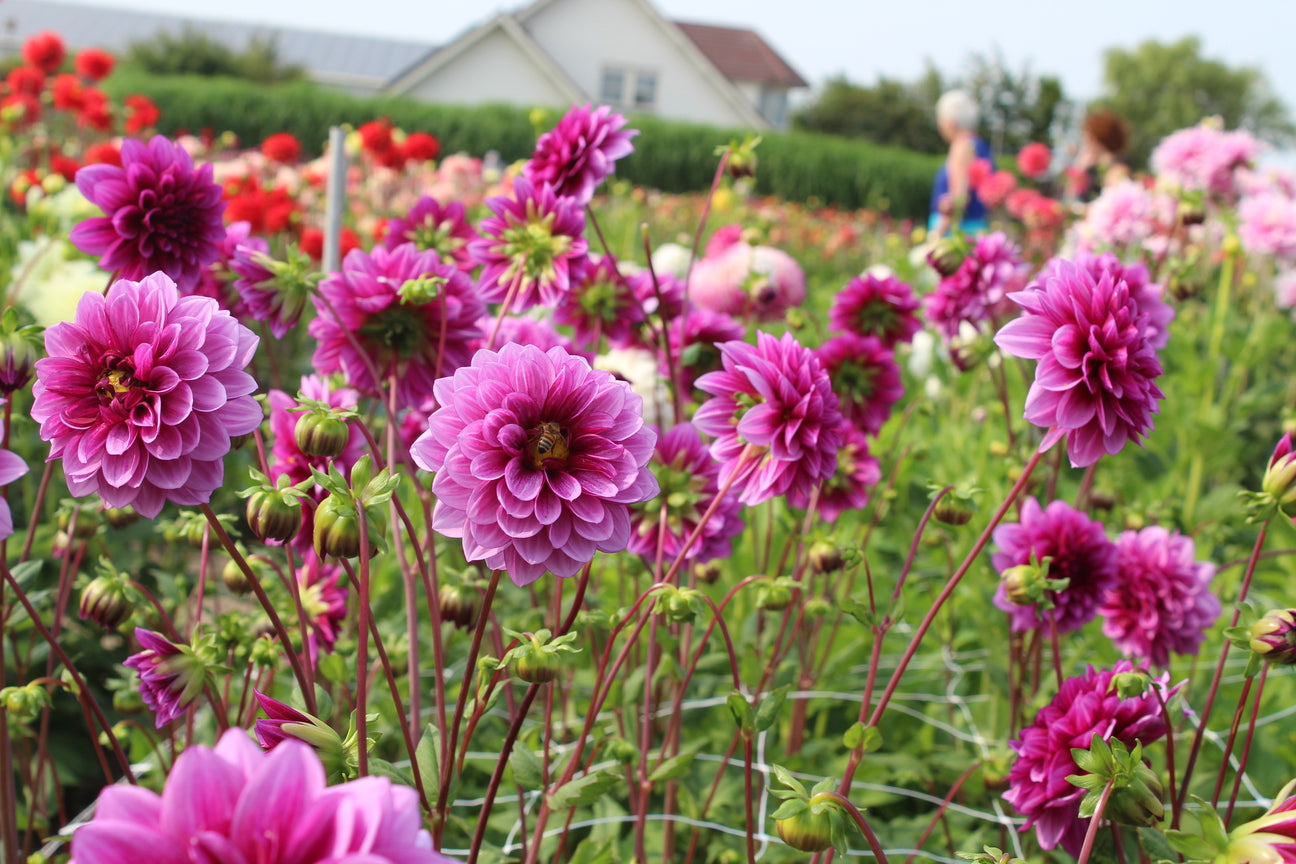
[104,71,941,219]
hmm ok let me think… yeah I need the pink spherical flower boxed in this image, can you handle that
[1239,192,1296,262]
[382,195,478,271]
[411,343,659,587]
[788,424,880,523]
[924,232,1028,341]
[1152,123,1261,199]
[994,258,1166,467]
[71,135,227,292]
[1004,661,1178,856]
[123,628,201,728]
[628,422,744,565]
[977,170,1018,209]
[1051,252,1175,351]
[32,272,262,518]
[525,103,638,206]
[693,331,843,506]
[1069,180,1176,253]
[68,728,452,864]
[828,272,922,348]
[1017,142,1052,180]
[1099,526,1220,667]
[689,242,806,322]
[991,497,1118,633]
[469,177,590,312]
[310,243,485,409]
[816,333,903,437]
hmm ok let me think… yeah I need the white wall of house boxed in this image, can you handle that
[523,0,754,127]
[402,28,570,107]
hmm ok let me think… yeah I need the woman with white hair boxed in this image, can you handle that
[929,89,993,237]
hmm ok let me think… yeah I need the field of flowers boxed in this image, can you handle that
[5,29,1296,864]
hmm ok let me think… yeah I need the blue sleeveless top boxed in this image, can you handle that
[931,136,994,223]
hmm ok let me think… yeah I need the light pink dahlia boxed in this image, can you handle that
[469,177,590,312]
[70,134,226,292]
[32,272,262,518]
[992,497,1118,633]
[628,422,744,565]
[693,331,843,506]
[1099,526,1220,667]
[310,242,485,409]
[1004,661,1177,856]
[382,194,478,271]
[828,272,922,348]
[994,258,1165,467]
[69,729,452,864]
[524,102,638,207]
[788,423,880,522]
[411,343,659,587]
[1151,123,1261,199]
[815,333,903,437]
[1239,192,1296,262]
[1069,180,1176,254]
[689,242,806,322]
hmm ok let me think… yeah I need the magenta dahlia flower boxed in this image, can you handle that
[68,728,452,864]
[411,343,659,587]
[123,628,204,728]
[1218,781,1296,864]
[924,232,1028,341]
[994,258,1166,467]
[32,272,262,518]
[554,254,646,350]
[628,422,744,565]
[693,331,843,506]
[310,242,485,409]
[525,103,638,206]
[815,333,903,437]
[1069,252,1175,351]
[469,177,590,312]
[382,195,478,271]
[70,134,226,292]
[473,313,589,359]
[1004,661,1177,856]
[1099,526,1220,667]
[0,446,29,541]
[229,242,317,339]
[829,271,922,348]
[992,497,1118,633]
[659,306,745,392]
[788,424,880,522]
[296,551,347,662]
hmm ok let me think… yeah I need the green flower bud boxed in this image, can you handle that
[222,558,253,595]
[295,410,351,459]
[757,578,794,612]
[1000,564,1038,606]
[438,584,480,630]
[245,485,303,544]
[78,571,134,630]
[927,236,969,278]
[775,808,834,853]
[809,542,845,574]
[312,495,380,560]
[933,497,974,526]
[1249,609,1296,665]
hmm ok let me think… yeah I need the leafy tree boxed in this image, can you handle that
[1100,36,1294,168]
[961,50,1068,156]
[125,28,303,84]
[793,71,946,154]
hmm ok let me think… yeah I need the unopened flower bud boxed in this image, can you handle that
[57,502,101,541]
[506,629,579,684]
[103,506,139,528]
[222,558,253,595]
[246,486,303,544]
[1249,609,1296,665]
[692,561,721,584]
[809,542,845,574]
[927,236,969,277]
[79,572,134,630]
[1263,435,1296,513]
[313,496,369,559]
[1106,766,1165,828]
[295,409,351,458]
[757,579,793,612]
[803,597,832,619]
[1,683,51,720]
[0,310,41,396]
[1110,670,1153,700]
[438,584,480,630]
[934,497,974,526]
[1000,564,1039,606]
[775,808,835,853]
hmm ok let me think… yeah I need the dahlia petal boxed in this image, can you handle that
[160,745,246,839]
[70,822,190,864]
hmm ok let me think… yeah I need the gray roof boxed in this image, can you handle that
[0,0,437,87]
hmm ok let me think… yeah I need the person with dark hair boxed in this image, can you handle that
[929,89,994,237]
[1075,109,1131,202]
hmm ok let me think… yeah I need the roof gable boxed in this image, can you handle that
[673,21,807,88]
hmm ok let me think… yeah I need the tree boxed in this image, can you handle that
[793,71,946,154]
[1100,36,1294,168]
[961,50,1068,156]
[125,28,304,84]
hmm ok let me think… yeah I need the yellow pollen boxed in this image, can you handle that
[106,369,133,394]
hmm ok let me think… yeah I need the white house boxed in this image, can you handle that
[387,0,808,130]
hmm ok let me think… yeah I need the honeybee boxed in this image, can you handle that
[526,421,569,468]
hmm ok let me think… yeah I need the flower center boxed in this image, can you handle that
[413,218,464,259]
[360,303,425,360]
[578,278,625,323]
[642,454,710,534]
[500,207,571,283]
[857,301,900,338]
[525,421,569,470]
[96,365,142,405]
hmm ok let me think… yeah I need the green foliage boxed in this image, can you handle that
[962,50,1069,154]
[793,73,946,154]
[1100,36,1295,167]
[123,27,304,84]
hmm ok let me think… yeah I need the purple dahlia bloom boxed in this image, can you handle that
[383,195,478,271]
[815,333,903,437]
[310,242,485,409]
[229,241,316,340]
[31,272,262,518]
[628,422,744,565]
[829,272,922,348]
[68,729,452,864]
[994,258,1166,467]
[1058,251,1175,351]
[296,551,348,663]
[992,497,1118,633]
[0,446,29,541]
[924,231,1029,341]
[1005,661,1177,856]
[693,331,843,506]
[411,343,659,587]
[525,102,638,206]
[70,134,226,292]
[1099,526,1220,667]
[554,255,647,350]
[469,176,590,312]
[789,424,880,522]
[658,306,745,392]
[122,628,202,728]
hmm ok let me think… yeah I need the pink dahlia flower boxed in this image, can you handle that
[1017,142,1052,180]
[1151,123,1261,199]
[1004,661,1177,856]
[469,177,590,312]
[828,272,922,348]
[382,195,478,271]
[693,331,843,506]
[68,728,452,864]
[525,103,638,206]
[411,343,659,587]
[1219,781,1296,864]
[32,272,262,518]
[1099,526,1220,667]
[123,628,203,728]
[296,551,347,662]
[554,254,647,350]
[1048,252,1175,351]
[1239,192,1296,261]
[991,497,1118,633]
[689,242,806,322]
[628,422,744,565]
[994,258,1165,467]
[473,313,589,360]
[659,306,745,392]
[924,232,1029,341]
[189,220,254,318]
[789,424,880,522]
[0,446,29,541]
[71,134,226,292]
[816,333,903,437]
[310,243,485,409]
[1070,180,1176,253]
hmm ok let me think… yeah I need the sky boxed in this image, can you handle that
[32,0,1296,145]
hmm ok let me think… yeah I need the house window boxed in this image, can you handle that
[599,66,658,111]
[758,87,789,128]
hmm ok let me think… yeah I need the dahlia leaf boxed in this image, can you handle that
[510,744,543,789]
[415,724,441,803]
[548,768,620,811]
[755,685,789,733]
[647,743,703,783]
[727,690,755,735]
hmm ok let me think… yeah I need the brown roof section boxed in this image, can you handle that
[673,21,808,88]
